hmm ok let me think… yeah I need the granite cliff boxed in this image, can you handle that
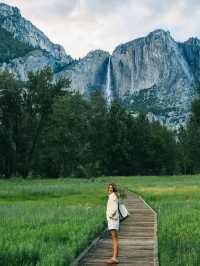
[0,3,200,129]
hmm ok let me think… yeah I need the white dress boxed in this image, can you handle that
[106,192,119,230]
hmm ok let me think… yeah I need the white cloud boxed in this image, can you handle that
[1,0,200,58]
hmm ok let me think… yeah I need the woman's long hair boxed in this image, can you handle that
[107,183,120,198]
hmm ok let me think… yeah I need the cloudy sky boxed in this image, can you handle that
[1,0,200,58]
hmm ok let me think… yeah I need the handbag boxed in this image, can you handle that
[118,201,129,222]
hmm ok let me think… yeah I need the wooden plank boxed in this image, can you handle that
[70,191,159,266]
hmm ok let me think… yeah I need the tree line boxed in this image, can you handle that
[0,66,199,178]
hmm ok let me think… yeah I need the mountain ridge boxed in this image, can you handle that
[0,3,73,64]
[0,3,200,130]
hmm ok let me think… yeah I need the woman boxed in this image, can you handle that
[106,183,120,264]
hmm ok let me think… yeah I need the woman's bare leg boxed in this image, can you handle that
[111,229,119,260]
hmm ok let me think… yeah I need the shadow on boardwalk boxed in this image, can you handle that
[71,191,159,266]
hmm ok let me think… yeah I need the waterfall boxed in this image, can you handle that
[131,51,135,91]
[105,56,112,106]
[131,66,134,91]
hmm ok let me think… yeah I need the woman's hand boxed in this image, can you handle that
[109,210,118,219]
[110,216,118,220]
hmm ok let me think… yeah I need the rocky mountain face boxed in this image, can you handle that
[56,50,110,98]
[180,38,200,83]
[111,30,197,129]
[0,3,200,130]
[0,3,73,80]
[0,3,72,63]
[57,29,199,130]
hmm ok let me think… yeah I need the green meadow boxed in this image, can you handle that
[0,175,200,266]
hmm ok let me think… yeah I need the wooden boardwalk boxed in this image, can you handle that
[72,191,159,266]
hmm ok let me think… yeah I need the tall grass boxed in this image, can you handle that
[0,178,107,266]
[1,175,200,265]
[109,175,200,266]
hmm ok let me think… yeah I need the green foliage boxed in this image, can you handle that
[0,67,70,178]
[87,91,108,176]
[0,27,35,62]
[0,69,183,177]
[105,101,130,175]
[0,71,23,177]
[178,84,200,173]
[34,91,91,178]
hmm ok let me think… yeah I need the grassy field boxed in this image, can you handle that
[0,178,107,266]
[115,175,200,266]
[0,175,200,265]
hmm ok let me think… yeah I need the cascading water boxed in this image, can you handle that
[131,66,134,91]
[131,50,135,91]
[105,56,112,106]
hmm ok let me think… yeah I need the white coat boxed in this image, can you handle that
[106,192,119,220]
[106,192,119,230]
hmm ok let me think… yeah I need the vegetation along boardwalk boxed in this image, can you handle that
[71,191,159,266]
